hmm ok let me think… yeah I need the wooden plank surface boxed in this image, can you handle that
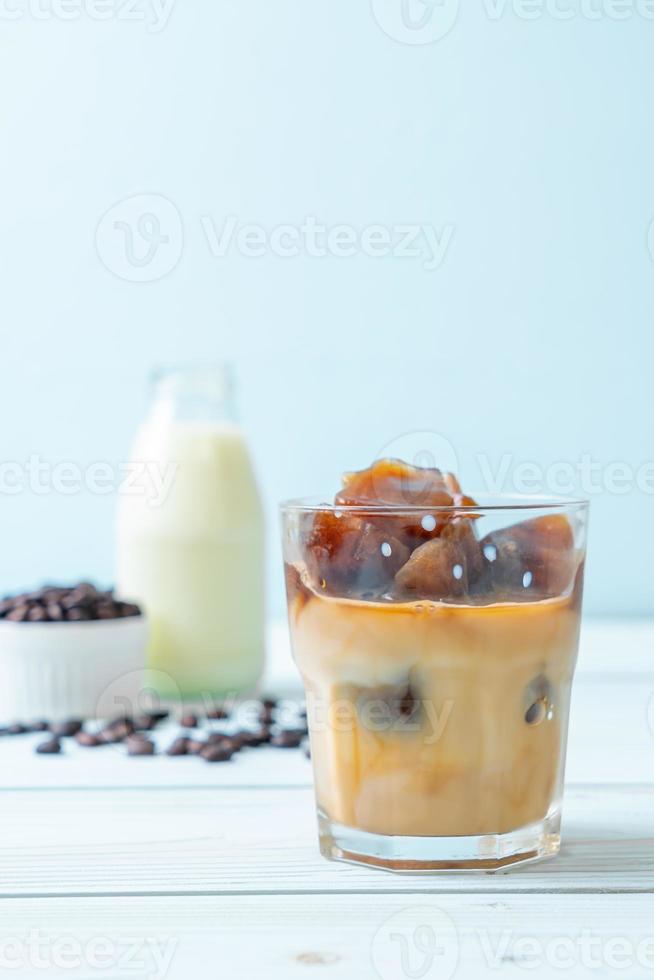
[1,894,654,979]
[0,784,651,897]
[1,619,651,980]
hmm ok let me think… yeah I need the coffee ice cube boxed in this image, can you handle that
[480,514,576,597]
[305,509,409,595]
[394,519,482,599]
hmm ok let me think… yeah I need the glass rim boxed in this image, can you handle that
[279,493,590,515]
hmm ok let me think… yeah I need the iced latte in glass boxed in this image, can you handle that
[281,460,587,871]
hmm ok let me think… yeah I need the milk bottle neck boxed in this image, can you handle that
[148,365,237,425]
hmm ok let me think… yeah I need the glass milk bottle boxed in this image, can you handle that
[116,365,264,699]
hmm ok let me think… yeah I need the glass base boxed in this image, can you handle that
[317,809,561,873]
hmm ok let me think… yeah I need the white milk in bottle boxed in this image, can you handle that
[116,366,264,698]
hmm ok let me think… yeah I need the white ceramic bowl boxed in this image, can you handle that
[0,615,148,721]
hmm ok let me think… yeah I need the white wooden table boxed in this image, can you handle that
[1,620,653,979]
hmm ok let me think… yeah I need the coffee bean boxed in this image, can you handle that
[75,731,102,747]
[237,729,270,747]
[262,697,277,710]
[99,719,133,743]
[270,729,304,748]
[36,738,62,755]
[302,739,311,759]
[186,739,205,755]
[143,709,169,723]
[0,584,142,623]
[126,735,155,756]
[118,602,141,618]
[27,605,49,622]
[5,605,30,622]
[26,721,49,732]
[95,603,119,619]
[180,713,199,728]
[200,743,234,762]
[132,714,156,731]
[6,723,27,735]
[259,706,275,725]
[49,720,83,737]
[66,607,92,622]
[166,737,189,756]
[205,707,229,720]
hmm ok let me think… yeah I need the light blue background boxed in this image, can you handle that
[0,1,652,617]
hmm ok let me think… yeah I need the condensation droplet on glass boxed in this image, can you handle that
[483,544,497,562]
[522,571,533,589]
[452,564,464,580]
[421,514,437,532]
[380,541,392,558]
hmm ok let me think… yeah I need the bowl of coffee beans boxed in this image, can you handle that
[0,583,148,720]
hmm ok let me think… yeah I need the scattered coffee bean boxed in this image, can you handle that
[99,719,133,743]
[36,738,62,755]
[205,707,229,720]
[125,735,155,756]
[166,737,189,756]
[28,721,49,732]
[132,714,156,731]
[302,739,311,759]
[237,729,270,747]
[262,697,277,710]
[186,739,205,755]
[180,713,199,728]
[270,729,304,749]
[200,743,234,763]
[259,705,275,725]
[49,720,83,737]
[143,709,169,723]
[75,731,102,747]
[6,723,27,735]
